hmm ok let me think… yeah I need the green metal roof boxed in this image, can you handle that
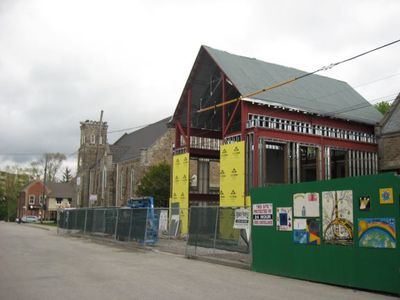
[204,46,382,125]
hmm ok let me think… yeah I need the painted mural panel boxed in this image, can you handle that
[276,207,293,231]
[358,218,396,249]
[293,192,319,217]
[220,141,245,207]
[322,190,353,244]
[379,188,394,204]
[359,196,371,211]
[293,218,320,245]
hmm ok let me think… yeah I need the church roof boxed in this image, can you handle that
[174,45,382,125]
[111,117,170,163]
[379,93,400,134]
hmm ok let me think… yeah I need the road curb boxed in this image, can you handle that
[188,255,251,270]
[23,224,51,231]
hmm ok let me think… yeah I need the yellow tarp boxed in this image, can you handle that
[219,141,245,207]
[171,153,189,234]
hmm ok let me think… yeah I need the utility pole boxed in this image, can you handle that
[95,110,104,163]
[41,154,48,223]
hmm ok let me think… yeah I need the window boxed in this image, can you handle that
[29,195,35,205]
[120,168,126,200]
[299,146,319,182]
[130,169,135,197]
[39,195,44,205]
[260,142,286,186]
[99,136,103,145]
[330,149,347,179]
[101,166,107,199]
[90,134,95,144]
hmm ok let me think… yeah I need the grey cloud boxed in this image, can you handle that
[0,0,399,170]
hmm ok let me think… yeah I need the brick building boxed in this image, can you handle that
[76,117,174,207]
[17,181,74,220]
[376,93,400,173]
[18,181,48,219]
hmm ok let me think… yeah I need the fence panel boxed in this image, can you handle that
[185,206,251,267]
[76,209,86,232]
[57,206,250,269]
[92,209,105,234]
[116,208,132,241]
[104,208,117,236]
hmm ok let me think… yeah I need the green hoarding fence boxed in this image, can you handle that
[251,172,400,295]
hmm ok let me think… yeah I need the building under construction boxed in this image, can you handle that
[170,45,382,214]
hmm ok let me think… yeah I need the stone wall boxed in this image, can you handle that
[115,128,175,206]
[379,134,400,171]
[76,120,108,207]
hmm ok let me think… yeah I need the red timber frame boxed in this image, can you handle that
[212,95,378,191]
[243,101,378,188]
[174,88,222,205]
[173,46,378,203]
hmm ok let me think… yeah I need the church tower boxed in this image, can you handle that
[76,120,108,207]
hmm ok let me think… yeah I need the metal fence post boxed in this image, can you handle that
[103,209,107,234]
[84,208,88,235]
[57,209,60,235]
[66,211,69,233]
[74,210,78,230]
[213,206,219,253]
[193,207,198,257]
[114,208,119,240]
[128,209,133,242]
[144,208,149,244]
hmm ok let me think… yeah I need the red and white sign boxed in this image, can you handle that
[253,203,273,226]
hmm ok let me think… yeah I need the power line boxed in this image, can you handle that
[99,72,400,135]
[197,38,400,113]
[0,93,396,159]
[82,40,400,137]
[108,123,148,134]
[3,41,400,160]
[354,72,400,89]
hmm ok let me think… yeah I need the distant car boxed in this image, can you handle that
[21,215,39,223]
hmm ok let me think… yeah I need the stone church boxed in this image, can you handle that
[76,117,174,208]
[376,92,400,173]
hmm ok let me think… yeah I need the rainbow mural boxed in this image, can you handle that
[358,218,396,249]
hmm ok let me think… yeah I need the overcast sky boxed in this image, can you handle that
[0,0,399,174]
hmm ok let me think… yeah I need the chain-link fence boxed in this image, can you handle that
[58,207,190,246]
[59,207,161,245]
[185,206,251,267]
[58,206,251,267]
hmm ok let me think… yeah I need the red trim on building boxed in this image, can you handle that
[248,105,375,134]
[254,127,377,152]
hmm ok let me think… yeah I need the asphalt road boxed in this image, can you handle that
[0,221,396,300]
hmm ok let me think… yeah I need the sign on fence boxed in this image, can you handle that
[234,208,250,229]
[158,210,168,232]
[253,203,273,226]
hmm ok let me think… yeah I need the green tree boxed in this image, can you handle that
[1,166,30,221]
[375,101,392,115]
[137,162,171,207]
[0,188,6,220]
[62,167,73,183]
